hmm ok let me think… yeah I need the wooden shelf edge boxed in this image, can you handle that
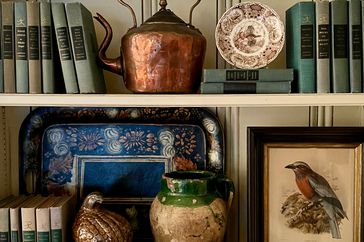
[0,93,364,107]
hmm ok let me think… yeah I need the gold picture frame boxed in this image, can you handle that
[248,127,363,242]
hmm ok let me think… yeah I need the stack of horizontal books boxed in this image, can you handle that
[200,68,294,94]
[0,194,75,242]
[0,1,105,94]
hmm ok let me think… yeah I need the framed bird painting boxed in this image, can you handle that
[248,127,364,242]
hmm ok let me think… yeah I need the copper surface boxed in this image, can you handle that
[95,0,206,93]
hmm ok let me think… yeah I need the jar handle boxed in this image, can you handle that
[117,0,137,28]
[189,0,202,26]
[216,175,234,213]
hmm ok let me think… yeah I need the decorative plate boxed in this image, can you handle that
[215,1,285,69]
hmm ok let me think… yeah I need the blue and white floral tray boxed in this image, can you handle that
[19,107,224,199]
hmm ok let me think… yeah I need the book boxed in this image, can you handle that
[65,2,106,94]
[286,2,315,93]
[349,0,362,93]
[330,0,349,93]
[21,195,48,242]
[40,0,55,94]
[0,195,29,242]
[202,69,294,82]
[51,2,79,94]
[315,0,330,93]
[10,195,35,242]
[1,1,15,93]
[200,81,292,94]
[0,197,16,241]
[36,196,59,242]
[50,195,75,242]
[14,0,28,93]
[27,0,41,94]
[0,3,3,93]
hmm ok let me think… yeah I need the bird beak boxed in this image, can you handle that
[285,164,295,169]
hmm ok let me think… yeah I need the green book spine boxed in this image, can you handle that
[51,2,79,94]
[286,2,315,93]
[202,69,294,82]
[65,2,106,94]
[11,231,19,242]
[349,0,361,93]
[331,0,349,93]
[0,233,9,242]
[14,0,28,93]
[27,1,41,94]
[40,1,55,93]
[2,1,15,93]
[23,231,35,242]
[315,0,331,93]
[50,229,62,242]
[200,81,292,94]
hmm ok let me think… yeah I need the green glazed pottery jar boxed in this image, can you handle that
[150,170,234,242]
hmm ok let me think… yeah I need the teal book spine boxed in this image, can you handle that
[14,0,28,93]
[200,81,292,94]
[51,2,79,94]
[202,69,294,82]
[349,0,362,93]
[315,0,331,93]
[331,0,349,93]
[65,2,106,94]
[286,2,315,93]
[2,1,15,93]
[27,0,41,94]
[40,1,55,93]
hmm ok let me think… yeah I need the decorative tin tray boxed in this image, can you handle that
[19,107,224,198]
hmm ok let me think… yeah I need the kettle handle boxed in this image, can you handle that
[189,0,202,26]
[216,175,234,213]
[117,0,137,28]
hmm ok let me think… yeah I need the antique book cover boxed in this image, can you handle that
[331,0,349,93]
[14,0,28,93]
[315,0,331,93]
[40,0,55,94]
[349,0,362,92]
[200,81,292,94]
[286,2,316,93]
[50,196,75,242]
[202,69,294,82]
[27,0,41,94]
[65,2,106,94]
[51,2,79,94]
[2,1,15,93]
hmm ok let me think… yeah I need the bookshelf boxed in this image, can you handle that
[1,0,364,242]
[0,93,364,107]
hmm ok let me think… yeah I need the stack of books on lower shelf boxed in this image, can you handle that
[0,194,75,242]
[200,68,294,94]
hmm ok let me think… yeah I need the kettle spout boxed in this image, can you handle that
[94,13,123,75]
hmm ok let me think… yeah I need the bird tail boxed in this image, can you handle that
[328,218,341,239]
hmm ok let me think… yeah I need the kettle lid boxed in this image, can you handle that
[144,0,186,25]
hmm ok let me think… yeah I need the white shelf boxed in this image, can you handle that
[1,93,364,107]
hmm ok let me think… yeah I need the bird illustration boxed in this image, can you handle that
[285,161,347,239]
[72,192,133,242]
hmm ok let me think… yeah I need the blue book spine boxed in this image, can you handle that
[286,2,316,93]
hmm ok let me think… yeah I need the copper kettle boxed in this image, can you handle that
[94,0,206,93]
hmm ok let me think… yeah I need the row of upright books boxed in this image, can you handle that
[200,68,294,94]
[0,194,74,242]
[286,0,363,93]
[0,0,105,94]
